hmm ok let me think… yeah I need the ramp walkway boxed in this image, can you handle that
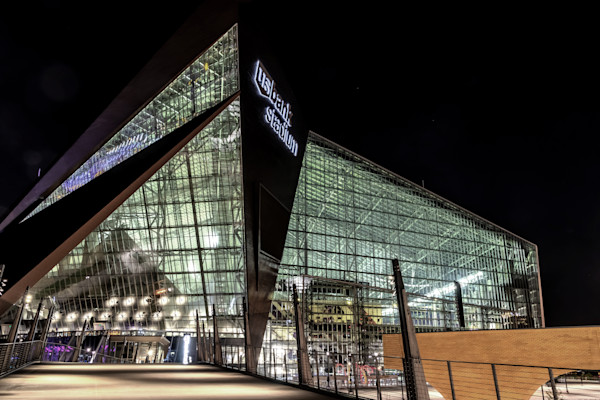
[0,363,337,400]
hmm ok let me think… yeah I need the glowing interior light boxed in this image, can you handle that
[107,297,119,307]
[140,296,152,306]
[123,297,135,306]
[67,312,78,321]
[135,311,146,321]
[171,310,181,320]
[176,296,186,305]
[158,296,169,305]
[25,294,33,304]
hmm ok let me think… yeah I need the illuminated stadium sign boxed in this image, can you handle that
[254,61,298,156]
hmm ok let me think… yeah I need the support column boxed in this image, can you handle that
[6,288,27,343]
[70,319,88,362]
[92,335,106,363]
[212,304,222,365]
[292,284,312,385]
[548,368,558,400]
[201,322,209,363]
[392,259,430,400]
[26,301,43,341]
[2,288,27,371]
[243,297,256,373]
[36,305,54,360]
[23,301,43,363]
[195,310,204,362]
[454,281,465,329]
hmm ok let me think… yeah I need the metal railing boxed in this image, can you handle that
[4,338,599,399]
[0,339,136,378]
[0,340,43,377]
[216,345,600,400]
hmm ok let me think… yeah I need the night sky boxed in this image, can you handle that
[1,2,598,327]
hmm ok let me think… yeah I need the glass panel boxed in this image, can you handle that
[266,133,543,368]
[22,99,244,337]
[26,24,239,220]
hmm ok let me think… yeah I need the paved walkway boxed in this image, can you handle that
[0,363,338,400]
[530,382,600,399]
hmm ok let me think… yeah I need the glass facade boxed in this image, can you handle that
[25,25,240,220]
[2,22,542,370]
[263,133,542,366]
[23,100,244,335]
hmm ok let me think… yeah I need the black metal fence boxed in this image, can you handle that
[0,339,133,377]
[3,339,599,399]
[217,345,600,400]
[0,340,43,377]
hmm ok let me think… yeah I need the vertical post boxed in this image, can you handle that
[201,322,208,363]
[292,284,311,384]
[401,373,405,399]
[548,368,558,400]
[7,288,27,343]
[208,330,213,363]
[315,351,320,389]
[264,351,268,376]
[284,353,288,382]
[242,297,255,374]
[153,343,160,364]
[375,355,382,400]
[4,287,28,371]
[71,319,88,362]
[24,301,43,363]
[132,342,139,363]
[541,385,545,400]
[352,355,359,399]
[212,304,222,365]
[120,340,127,363]
[272,349,276,379]
[195,310,203,362]
[447,361,456,400]
[392,259,430,399]
[454,281,465,329]
[491,364,501,400]
[38,305,54,350]
[332,354,338,394]
[26,301,43,342]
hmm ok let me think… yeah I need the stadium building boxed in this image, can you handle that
[0,1,543,372]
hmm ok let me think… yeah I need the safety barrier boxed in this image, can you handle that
[217,345,600,400]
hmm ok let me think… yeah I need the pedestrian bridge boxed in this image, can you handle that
[0,363,337,400]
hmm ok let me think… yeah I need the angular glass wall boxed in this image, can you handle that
[266,132,543,369]
[20,100,245,338]
[26,25,239,220]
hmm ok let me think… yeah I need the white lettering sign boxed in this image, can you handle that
[254,61,298,156]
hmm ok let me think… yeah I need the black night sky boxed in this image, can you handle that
[1,2,598,327]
